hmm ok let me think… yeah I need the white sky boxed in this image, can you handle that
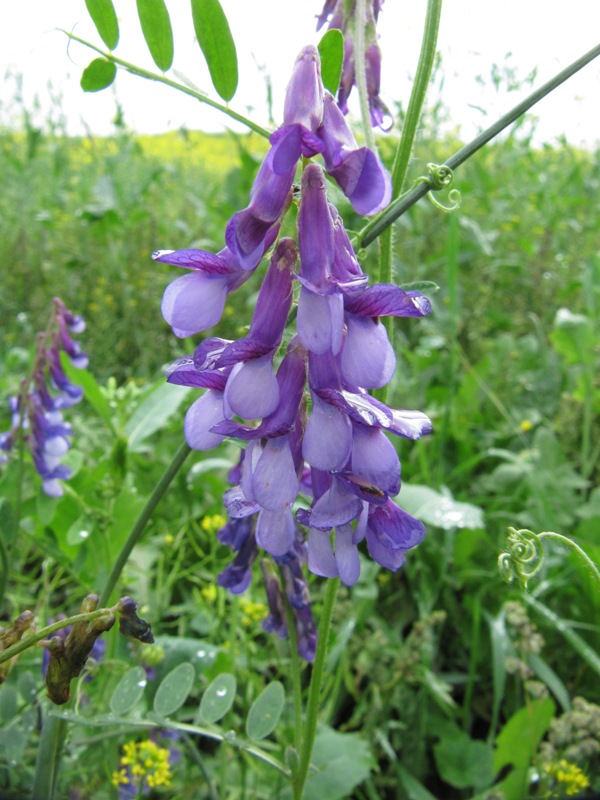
[1,1,599,147]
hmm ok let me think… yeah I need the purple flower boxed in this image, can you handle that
[217,516,258,594]
[320,94,391,215]
[316,0,392,131]
[0,298,87,497]
[155,245,264,338]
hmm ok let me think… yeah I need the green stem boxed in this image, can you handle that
[98,441,191,606]
[390,0,443,197]
[354,0,376,152]
[293,579,338,800]
[31,707,69,800]
[61,31,271,139]
[538,532,600,590]
[358,41,600,248]
[376,0,442,402]
[30,441,191,799]
[280,567,303,760]
[0,609,114,666]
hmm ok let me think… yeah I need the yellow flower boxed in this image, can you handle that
[239,598,267,627]
[201,514,227,534]
[202,584,218,603]
[519,419,534,432]
[544,759,589,797]
[116,738,174,791]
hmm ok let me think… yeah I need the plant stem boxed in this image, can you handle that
[293,579,338,800]
[376,0,442,403]
[354,0,376,153]
[61,31,271,139]
[31,707,69,800]
[0,609,113,666]
[98,441,191,606]
[358,41,600,248]
[30,440,191,799]
[280,567,304,759]
[538,532,600,590]
[390,0,443,198]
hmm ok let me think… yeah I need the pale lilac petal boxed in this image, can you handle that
[42,479,64,498]
[307,529,338,577]
[335,525,361,586]
[223,485,260,518]
[297,288,344,355]
[306,478,362,529]
[162,272,228,337]
[350,425,400,497]
[283,45,324,133]
[303,394,352,470]
[252,436,299,511]
[184,391,226,451]
[341,315,395,388]
[369,500,426,551]
[366,532,406,571]
[256,507,295,556]
[224,356,280,421]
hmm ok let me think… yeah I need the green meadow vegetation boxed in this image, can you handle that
[1,86,599,798]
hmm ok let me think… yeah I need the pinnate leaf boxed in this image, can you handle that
[318,29,344,95]
[85,0,119,50]
[245,681,285,740]
[191,0,238,101]
[80,58,117,92]
[154,662,195,716]
[136,0,174,72]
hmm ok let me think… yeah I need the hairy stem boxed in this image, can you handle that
[359,41,600,248]
[293,579,338,799]
[61,31,271,139]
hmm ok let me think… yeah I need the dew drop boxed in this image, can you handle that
[216,687,227,697]
[137,680,147,689]
[78,530,90,540]
[196,649,206,659]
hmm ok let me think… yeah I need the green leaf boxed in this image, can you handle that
[136,0,174,72]
[399,484,484,530]
[303,727,374,800]
[197,672,236,724]
[191,0,238,101]
[61,355,116,433]
[110,666,148,715]
[80,58,117,92]
[65,515,95,547]
[318,29,344,95]
[245,681,285,740]
[396,764,438,800]
[154,662,195,716]
[0,685,18,723]
[85,0,119,50]
[493,697,555,800]
[123,382,190,451]
[434,730,494,791]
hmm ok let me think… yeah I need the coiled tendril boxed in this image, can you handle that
[499,526,600,592]
[498,527,544,590]
[414,163,461,212]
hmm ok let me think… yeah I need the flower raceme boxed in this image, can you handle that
[153,44,391,338]
[316,0,392,130]
[157,45,431,656]
[0,297,87,497]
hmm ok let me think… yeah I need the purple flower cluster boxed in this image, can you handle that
[154,44,391,340]
[316,0,392,130]
[0,297,87,497]
[157,45,431,658]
